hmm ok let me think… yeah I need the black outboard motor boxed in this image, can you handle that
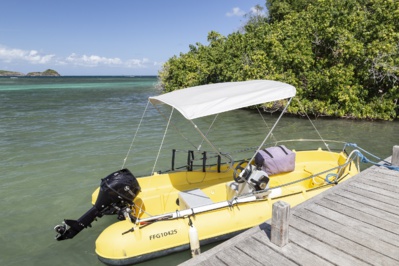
[54,169,141,241]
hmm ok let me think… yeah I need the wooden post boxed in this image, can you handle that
[392,146,399,166]
[271,201,290,247]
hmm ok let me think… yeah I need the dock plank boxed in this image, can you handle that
[329,190,399,223]
[292,210,399,264]
[310,199,399,246]
[252,229,336,266]
[357,177,399,193]
[180,224,267,264]
[289,228,368,266]
[342,185,399,207]
[316,197,399,235]
[369,166,399,176]
[192,256,224,266]
[181,161,399,266]
[348,181,399,200]
[236,237,298,266]
[362,171,399,183]
[214,246,264,266]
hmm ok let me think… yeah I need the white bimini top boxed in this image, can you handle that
[149,80,296,120]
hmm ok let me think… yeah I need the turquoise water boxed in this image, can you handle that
[1,76,398,266]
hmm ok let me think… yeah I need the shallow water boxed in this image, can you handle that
[0,76,398,266]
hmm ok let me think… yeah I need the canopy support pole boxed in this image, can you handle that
[197,114,218,151]
[189,120,233,168]
[121,100,150,169]
[152,103,199,150]
[152,108,174,174]
[249,97,293,164]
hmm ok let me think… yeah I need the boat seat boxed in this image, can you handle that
[178,189,213,210]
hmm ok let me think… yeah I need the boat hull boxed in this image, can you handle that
[96,216,247,265]
[94,149,358,265]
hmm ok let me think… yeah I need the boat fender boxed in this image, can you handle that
[188,218,200,257]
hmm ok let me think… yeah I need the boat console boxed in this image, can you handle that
[230,162,270,199]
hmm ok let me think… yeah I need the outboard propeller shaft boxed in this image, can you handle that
[54,169,141,241]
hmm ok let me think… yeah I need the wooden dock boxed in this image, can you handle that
[181,158,399,266]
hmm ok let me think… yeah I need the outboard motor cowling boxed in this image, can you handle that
[54,169,140,241]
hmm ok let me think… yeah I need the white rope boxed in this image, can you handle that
[197,114,218,150]
[189,119,229,164]
[151,108,174,174]
[256,106,278,144]
[136,201,154,219]
[121,101,150,169]
[152,103,198,150]
[295,98,331,152]
[248,97,293,165]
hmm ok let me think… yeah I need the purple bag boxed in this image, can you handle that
[255,145,295,175]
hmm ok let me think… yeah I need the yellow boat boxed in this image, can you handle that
[54,80,360,265]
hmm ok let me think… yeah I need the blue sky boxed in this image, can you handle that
[0,1,265,76]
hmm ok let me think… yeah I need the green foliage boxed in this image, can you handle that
[159,0,399,120]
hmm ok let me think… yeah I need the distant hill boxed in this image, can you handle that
[0,70,24,76]
[0,69,60,77]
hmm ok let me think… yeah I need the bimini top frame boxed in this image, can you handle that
[147,80,296,172]
[149,80,296,120]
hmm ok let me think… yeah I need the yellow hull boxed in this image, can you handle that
[94,149,358,265]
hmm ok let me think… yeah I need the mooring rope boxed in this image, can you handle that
[236,143,399,201]
[344,143,399,171]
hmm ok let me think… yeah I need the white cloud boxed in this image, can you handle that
[153,61,164,67]
[125,57,150,68]
[226,6,266,18]
[0,45,55,64]
[226,7,245,17]
[0,44,157,72]
[65,53,123,66]
[65,53,151,69]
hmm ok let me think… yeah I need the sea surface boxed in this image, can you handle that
[1,76,398,266]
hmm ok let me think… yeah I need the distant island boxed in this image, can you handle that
[0,69,60,77]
